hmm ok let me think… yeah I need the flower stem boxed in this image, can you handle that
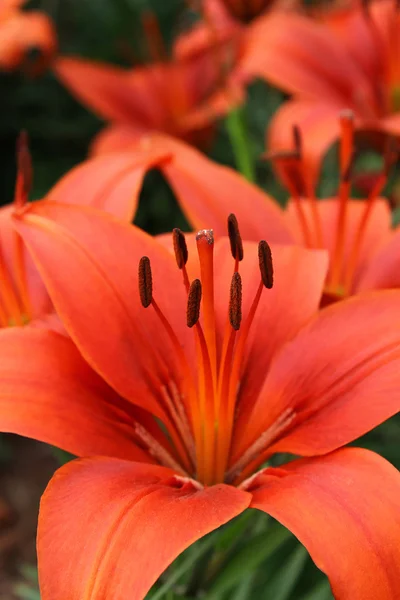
[226,106,256,183]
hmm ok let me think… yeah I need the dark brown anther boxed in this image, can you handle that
[138,256,153,308]
[187,279,202,327]
[227,214,244,262]
[292,125,302,158]
[172,228,188,269]
[258,241,273,289]
[229,272,242,331]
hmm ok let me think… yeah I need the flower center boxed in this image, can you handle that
[268,111,395,299]
[0,132,32,328]
[137,217,280,485]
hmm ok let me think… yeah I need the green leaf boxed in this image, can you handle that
[14,584,40,600]
[206,523,292,599]
[214,510,255,553]
[299,579,334,600]
[264,544,308,600]
[229,573,257,600]
[147,533,217,600]
[19,564,38,583]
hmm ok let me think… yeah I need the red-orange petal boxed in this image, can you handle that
[249,448,400,600]
[38,457,250,600]
[240,12,373,105]
[0,326,151,462]
[0,10,56,73]
[0,204,51,320]
[133,133,295,243]
[13,202,194,418]
[54,57,147,123]
[48,151,170,222]
[356,226,400,292]
[90,123,150,155]
[236,289,400,459]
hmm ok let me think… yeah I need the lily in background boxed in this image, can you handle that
[0,132,168,328]
[239,0,400,181]
[1,203,400,598]
[0,0,56,75]
[54,10,245,154]
[127,123,400,301]
[55,0,301,156]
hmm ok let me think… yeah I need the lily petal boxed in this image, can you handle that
[13,202,194,418]
[38,457,251,600]
[356,226,400,292]
[235,290,400,459]
[0,10,56,73]
[0,204,51,320]
[48,151,170,222]
[90,123,150,155]
[250,448,400,600]
[135,134,295,242]
[0,327,151,462]
[54,57,151,124]
[241,12,371,103]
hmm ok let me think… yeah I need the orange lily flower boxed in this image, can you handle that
[2,200,400,598]
[240,0,400,181]
[0,132,167,328]
[128,128,400,300]
[54,10,246,154]
[0,0,56,75]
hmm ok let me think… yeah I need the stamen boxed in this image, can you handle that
[138,256,153,308]
[343,138,399,292]
[196,229,217,377]
[14,131,32,210]
[134,423,188,476]
[187,279,202,328]
[160,382,196,465]
[292,124,302,157]
[229,272,242,331]
[264,149,314,247]
[173,228,188,269]
[291,125,324,249]
[141,11,167,63]
[227,214,244,263]
[329,110,355,290]
[258,241,273,289]
[216,242,274,479]
[226,408,296,483]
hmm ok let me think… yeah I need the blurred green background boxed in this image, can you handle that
[1,1,399,599]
